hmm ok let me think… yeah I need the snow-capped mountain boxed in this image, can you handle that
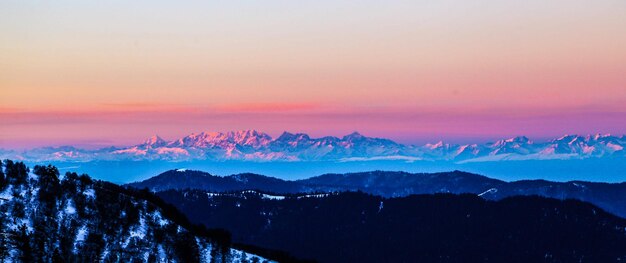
[489,136,535,155]
[169,130,272,149]
[542,134,625,157]
[141,135,168,148]
[1,130,624,162]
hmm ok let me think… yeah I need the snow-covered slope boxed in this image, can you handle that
[1,130,624,162]
[0,160,273,262]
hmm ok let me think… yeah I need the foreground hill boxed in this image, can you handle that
[155,190,626,263]
[128,169,626,218]
[0,160,287,262]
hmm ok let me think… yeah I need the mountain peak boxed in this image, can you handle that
[227,129,272,147]
[592,133,611,140]
[276,131,295,140]
[343,131,364,140]
[142,135,167,147]
[511,136,531,143]
[276,131,310,141]
[230,129,263,136]
[495,136,532,146]
[426,141,446,149]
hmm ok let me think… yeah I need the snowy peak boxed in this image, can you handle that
[493,136,532,147]
[276,132,311,142]
[169,130,272,149]
[273,132,315,149]
[171,131,224,148]
[341,132,400,148]
[510,136,531,144]
[425,141,447,150]
[342,131,364,140]
[488,136,534,155]
[592,133,611,141]
[226,129,273,147]
[141,135,167,148]
[545,134,625,156]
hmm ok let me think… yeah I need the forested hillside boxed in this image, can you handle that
[157,189,626,263]
[0,160,275,262]
[129,169,626,218]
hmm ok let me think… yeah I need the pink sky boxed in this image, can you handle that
[2,103,625,149]
[1,1,625,148]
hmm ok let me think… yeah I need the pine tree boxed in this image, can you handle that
[12,224,32,262]
[0,160,6,190]
[174,231,200,262]
[33,165,61,206]
[0,232,10,261]
[52,248,64,263]
[4,160,29,186]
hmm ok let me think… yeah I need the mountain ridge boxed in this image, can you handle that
[127,169,626,218]
[2,130,625,162]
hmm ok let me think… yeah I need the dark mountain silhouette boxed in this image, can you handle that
[128,169,303,193]
[156,190,626,263]
[128,169,626,218]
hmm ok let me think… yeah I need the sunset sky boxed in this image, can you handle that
[1,0,626,149]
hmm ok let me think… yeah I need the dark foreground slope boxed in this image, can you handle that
[156,190,626,263]
[129,169,626,218]
[0,160,296,263]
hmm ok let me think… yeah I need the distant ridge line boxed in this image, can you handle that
[1,130,625,162]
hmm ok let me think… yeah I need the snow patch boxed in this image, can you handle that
[152,211,169,226]
[83,189,95,198]
[65,201,76,215]
[0,185,13,201]
[607,143,623,151]
[76,226,88,242]
[129,217,147,239]
[478,188,498,197]
[262,194,285,200]
[297,193,330,199]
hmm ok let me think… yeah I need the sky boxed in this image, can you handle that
[1,0,626,149]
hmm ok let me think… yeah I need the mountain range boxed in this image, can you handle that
[125,168,626,262]
[2,130,625,162]
[128,169,626,218]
